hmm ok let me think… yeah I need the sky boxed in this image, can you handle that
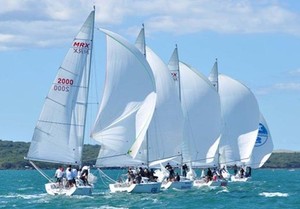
[0,0,299,151]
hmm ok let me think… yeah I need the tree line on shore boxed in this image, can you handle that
[0,139,299,170]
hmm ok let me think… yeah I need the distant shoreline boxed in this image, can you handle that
[1,139,300,169]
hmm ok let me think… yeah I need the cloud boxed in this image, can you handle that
[274,83,300,91]
[288,69,300,76]
[256,82,300,95]
[1,0,300,51]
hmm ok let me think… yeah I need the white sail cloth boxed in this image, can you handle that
[138,46,184,165]
[179,62,221,166]
[90,29,157,168]
[27,11,95,165]
[247,113,273,168]
[218,74,260,166]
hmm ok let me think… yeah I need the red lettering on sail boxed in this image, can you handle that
[73,42,90,48]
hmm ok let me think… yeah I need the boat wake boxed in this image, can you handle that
[259,192,288,197]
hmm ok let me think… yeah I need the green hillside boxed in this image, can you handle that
[0,139,300,169]
[0,140,100,169]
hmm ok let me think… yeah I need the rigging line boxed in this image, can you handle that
[29,161,54,183]
[98,168,117,183]
[96,153,128,160]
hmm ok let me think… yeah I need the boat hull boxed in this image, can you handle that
[45,183,92,196]
[161,180,193,190]
[109,182,161,193]
[193,179,228,187]
[230,176,250,182]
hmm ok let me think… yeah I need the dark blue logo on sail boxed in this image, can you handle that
[255,123,268,147]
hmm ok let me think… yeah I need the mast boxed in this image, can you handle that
[80,7,95,167]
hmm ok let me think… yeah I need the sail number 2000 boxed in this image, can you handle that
[53,78,74,92]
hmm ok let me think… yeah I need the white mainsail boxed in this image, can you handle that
[90,29,157,168]
[247,113,273,168]
[218,74,260,166]
[168,47,221,167]
[178,61,221,166]
[26,11,95,166]
[208,59,219,92]
[134,27,184,166]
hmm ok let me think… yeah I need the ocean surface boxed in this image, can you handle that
[0,168,299,209]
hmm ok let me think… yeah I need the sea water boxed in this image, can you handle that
[0,169,299,209]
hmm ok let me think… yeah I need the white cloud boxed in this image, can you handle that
[289,69,300,76]
[274,82,300,91]
[256,82,300,95]
[1,0,300,51]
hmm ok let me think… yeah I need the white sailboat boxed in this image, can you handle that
[246,113,273,169]
[208,60,260,182]
[26,10,95,196]
[134,27,192,190]
[168,47,223,188]
[90,28,162,193]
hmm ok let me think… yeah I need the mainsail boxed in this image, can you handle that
[218,74,260,165]
[178,61,221,166]
[90,29,157,167]
[134,27,184,166]
[26,11,95,165]
[168,47,221,167]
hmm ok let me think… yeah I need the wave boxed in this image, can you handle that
[259,192,289,197]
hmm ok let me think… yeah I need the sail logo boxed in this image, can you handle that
[255,123,268,147]
[171,72,178,81]
[73,42,90,54]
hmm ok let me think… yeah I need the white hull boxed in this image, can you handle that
[45,182,92,196]
[161,180,193,190]
[109,182,161,193]
[230,176,251,182]
[193,179,228,187]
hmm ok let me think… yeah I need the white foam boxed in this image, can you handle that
[259,192,289,197]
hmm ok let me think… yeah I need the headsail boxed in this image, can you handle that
[26,11,95,165]
[90,29,157,167]
[218,74,260,166]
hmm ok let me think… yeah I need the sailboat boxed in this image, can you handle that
[208,60,260,182]
[90,28,164,193]
[135,26,193,190]
[246,113,273,169]
[167,47,223,188]
[26,10,95,196]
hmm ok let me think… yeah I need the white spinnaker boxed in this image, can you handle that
[27,11,95,165]
[179,62,221,166]
[247,113,273,168]
[218,74,260,166]
[91,29,156,168]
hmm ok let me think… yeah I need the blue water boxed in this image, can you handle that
[0,169,299,209]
